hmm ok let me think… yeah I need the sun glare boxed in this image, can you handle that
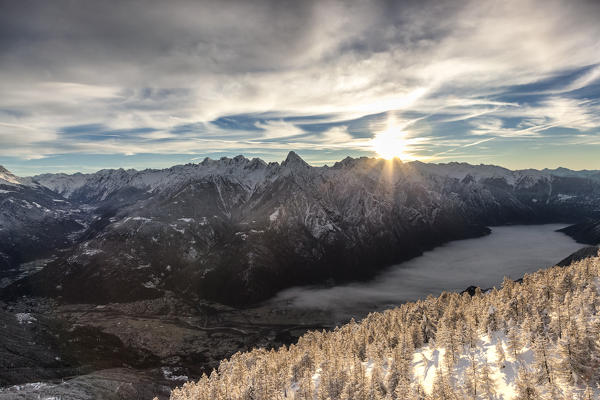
[371,121,410,160]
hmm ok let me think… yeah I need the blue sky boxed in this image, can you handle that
[1,0,600,176]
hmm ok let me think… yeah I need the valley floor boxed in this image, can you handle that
[0,294,336,399]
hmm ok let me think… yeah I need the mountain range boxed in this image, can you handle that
[2,152,600,305]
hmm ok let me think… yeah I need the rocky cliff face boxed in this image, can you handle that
[2,153,600,305]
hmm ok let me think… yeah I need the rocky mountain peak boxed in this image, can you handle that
[0,165,20,185]
[246,157,267,170]
[462,174,476,184]
[281,151,310,170]
[333,156,356,169]
[232,154,249,164]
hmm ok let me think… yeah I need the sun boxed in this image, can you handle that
[371,123,409,160]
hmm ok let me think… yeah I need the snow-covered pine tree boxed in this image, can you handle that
[507,324,522,361]
[495,339,506,369]
[436,313,458,371]
[478,357,497,400]
[514,367,539,400]
[464,348,479,399]
[430,367,458,400]
[532,333,554,384]
[581,386,595,400]
[368,359,386,400]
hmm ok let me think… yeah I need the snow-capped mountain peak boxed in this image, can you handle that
[0,165,21,186]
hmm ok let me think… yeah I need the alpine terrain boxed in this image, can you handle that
[2,152,600,305]
[1,153,599,399]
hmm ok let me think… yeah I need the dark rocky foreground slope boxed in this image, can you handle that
[0,294,334,399]
[2,153,600,306]
[558,218,600,245]
[556,245,600,266]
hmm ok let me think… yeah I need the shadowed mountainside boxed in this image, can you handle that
[2,153,600,305]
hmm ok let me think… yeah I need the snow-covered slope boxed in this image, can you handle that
[170,254,600,400]
[0,165,21,186]
[0,166,85,275]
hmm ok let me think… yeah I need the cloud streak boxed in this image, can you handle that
[0,0,599,173]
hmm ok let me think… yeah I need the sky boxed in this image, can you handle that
[1,0,600,176]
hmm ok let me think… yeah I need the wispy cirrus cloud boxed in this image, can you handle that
[0,0,599,174]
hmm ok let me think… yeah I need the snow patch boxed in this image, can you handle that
[142,275,161,288]
[132,216,152,222]
[83,248,102,256]
[161,367,188,382]
[0,381,53,394]
[557,193,575,201]
[269,207,280,222]
[15,313,37,325]
[170,224,185,234]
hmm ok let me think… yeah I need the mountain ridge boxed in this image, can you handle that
[2,153,600,305]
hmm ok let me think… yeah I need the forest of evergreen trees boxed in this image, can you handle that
[167,253,600,400]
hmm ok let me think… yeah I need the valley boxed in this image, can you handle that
[270,224,585,320]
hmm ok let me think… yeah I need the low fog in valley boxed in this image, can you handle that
[272,224,583,317]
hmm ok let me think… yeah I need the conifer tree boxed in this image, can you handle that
[464,349,478,399]
[532,333,553,384]
[431,368,458,400]
[385,359,400,395]
[368,360,386,400]
[556,320,579,385]
[436,315,458,370]
[514,367,539,400]
[507,325,522,361]
[495,339,506,369]
[581,386,594,400]
[392,376,411,400]
[478,357,496,400]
